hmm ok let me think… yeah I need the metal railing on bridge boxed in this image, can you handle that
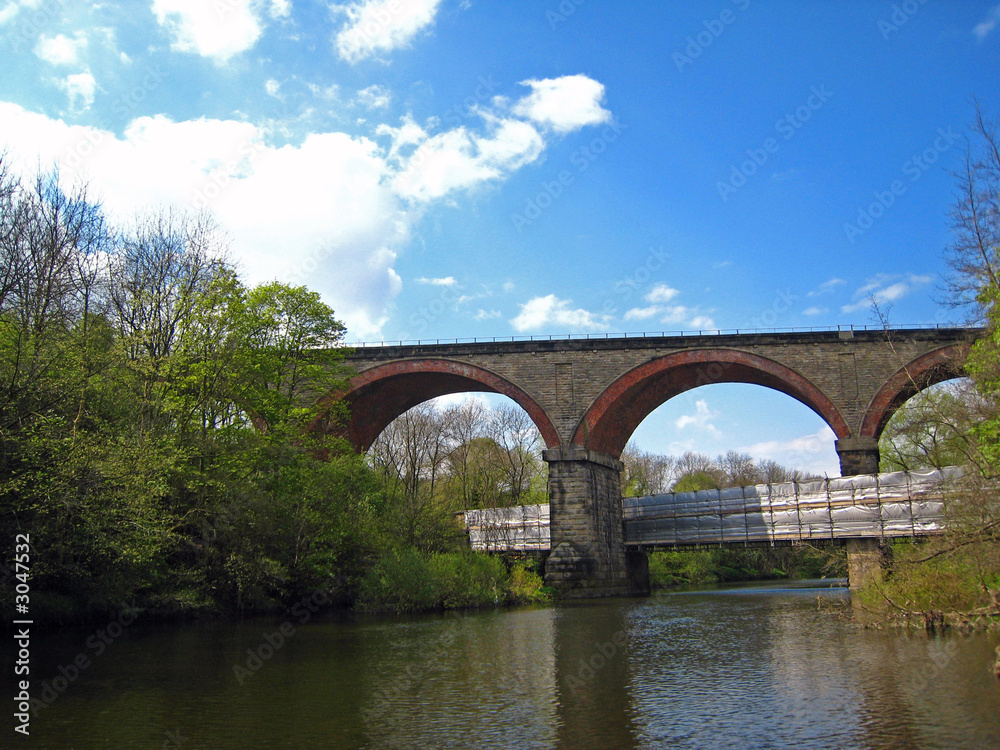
[462,468,960,552]
[348,323,953,349]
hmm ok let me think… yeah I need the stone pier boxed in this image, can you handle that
[543,447,646,598]
[836,437,881,476]
[846,538,891,590]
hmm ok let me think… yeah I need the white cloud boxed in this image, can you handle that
[623,305,660,321]
[333,0,442,63]
[0,103,405,339]
[34,33,88,66]
[622,292,714,329]
[973,4,1000,41]
[807,277,845,297]
[474,309,502,320]
[645,283,679,303]
[152,0,263,62]
[0,0,45,26]
[55,71,97,110]
[264,79,282,98]
[269,0,292,19]
[512,75,612,133]
[802,306,828,316]
[510,294,612,332]
[356,84,391,110]
[415,276,456,286]
[740,426,839,477]
[840,273,931,313]
[674,399,720,436]
[389,118,544,202]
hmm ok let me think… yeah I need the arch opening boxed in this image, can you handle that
[339,359,560,453]
[860,345,969,441]
[623,383,841,493]
[573,349,850,459]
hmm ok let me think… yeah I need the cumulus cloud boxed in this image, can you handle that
[415,276,456,286]
[0,68,613,338]
[973,4,1000,41]
[740,426,839,477]
[645,283,680,303]
[674,399,720,436]
[0,103,405,338]
[807,277,845,297]
[333,0,443,63]
[510,294,612,332]
[34,33,88,66]
[623,284,714,329]
[802,306,828,316]
[840,273,932,313]
[55,71,97,110]
[512,75,612,133]
[388,118,545,202]
[356,84,391,110]
[0,0,46,26]
[269,0,292,19]
[152,0,263,62]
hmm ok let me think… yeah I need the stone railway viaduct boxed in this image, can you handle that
[333,327,974,597]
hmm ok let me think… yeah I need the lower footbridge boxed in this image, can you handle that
[463,467,960,589]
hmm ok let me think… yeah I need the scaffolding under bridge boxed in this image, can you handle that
[463,467,959,552]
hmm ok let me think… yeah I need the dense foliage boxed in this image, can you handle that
[863,105,1000,625]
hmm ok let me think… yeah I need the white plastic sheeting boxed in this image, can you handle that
[465,504,550,551]
[623,467,960,546]
[463,468,960,551]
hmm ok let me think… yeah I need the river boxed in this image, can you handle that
[19,580,1000,749]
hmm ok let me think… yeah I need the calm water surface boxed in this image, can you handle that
[17,580,1000,749]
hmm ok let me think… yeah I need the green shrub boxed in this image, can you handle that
[356,549,439,613]
[508,562,550,603]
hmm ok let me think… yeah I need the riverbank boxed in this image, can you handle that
[853,537,1000,632]
[647,545,846,589]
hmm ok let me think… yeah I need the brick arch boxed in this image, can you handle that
[860,345,968,440]
[336,358,560,452]
[572,349,851,458]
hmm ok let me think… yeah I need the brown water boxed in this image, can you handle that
[14,580,1000,749]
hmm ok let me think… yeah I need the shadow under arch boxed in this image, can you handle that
[336,358,561,452]
[859,344,968,440]
[572,348,851,457]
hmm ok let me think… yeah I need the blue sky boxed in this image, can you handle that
[1,0,998,475]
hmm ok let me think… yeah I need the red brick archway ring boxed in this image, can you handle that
[333,359,561,452]
[572,349,851,458]
[859,345,968,440]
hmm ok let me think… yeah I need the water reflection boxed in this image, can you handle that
[14,580,1000,749]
